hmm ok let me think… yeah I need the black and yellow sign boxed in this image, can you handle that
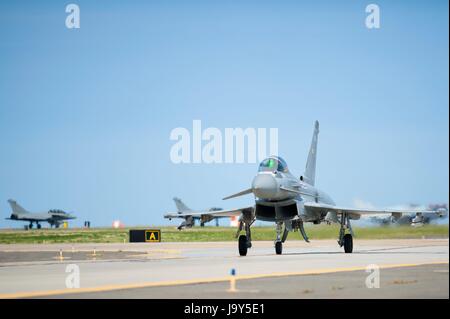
[145,229,161,242]
[129,229,161,243]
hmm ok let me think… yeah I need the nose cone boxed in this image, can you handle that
[252,173,278,199]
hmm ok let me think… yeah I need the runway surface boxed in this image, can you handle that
[0,239,448,298]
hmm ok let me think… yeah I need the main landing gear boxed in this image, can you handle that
[24,222,41,230]
[275,241,282,255]
[238,235,248,256]
[338,213,354,253]
[237,214,355,256]
[237,219,253,256]
[343,233,353,253]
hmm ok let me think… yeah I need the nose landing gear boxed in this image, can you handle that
[274,222,284,255]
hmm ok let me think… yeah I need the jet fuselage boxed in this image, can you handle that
[249,157,335,223]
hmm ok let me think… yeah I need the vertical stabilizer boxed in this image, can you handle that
[7,199,29,214]
[304,121,319,186]
[173,197,192,213]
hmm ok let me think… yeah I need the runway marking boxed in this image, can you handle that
[126,249,182,260]
[0,260,447,299]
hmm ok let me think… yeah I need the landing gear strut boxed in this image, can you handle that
[338,213,353,253]
[274,222,283,255]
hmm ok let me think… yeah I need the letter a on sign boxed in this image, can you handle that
[145,230,160,242]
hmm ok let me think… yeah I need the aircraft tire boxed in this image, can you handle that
[37,224,41,229]
[343,234,353,253]
[238,235,248,256]
[275,241,282,255]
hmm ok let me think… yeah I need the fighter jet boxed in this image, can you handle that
[411,204,448,226]
[172,121,446,256]
[5,199,76,230]
[366,204,448,226]
[164,197,224,230]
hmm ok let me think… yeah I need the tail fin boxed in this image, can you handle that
[304,121,319,186]
[173,197,192,213]
[7,199,29,214]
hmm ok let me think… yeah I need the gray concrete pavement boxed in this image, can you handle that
[0,239,448,298]
[49,263,449,299]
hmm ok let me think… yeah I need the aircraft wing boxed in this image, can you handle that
[6,215,52,222]
[304,202,440,218]
[164,207,252,219]
[164,213,187,219]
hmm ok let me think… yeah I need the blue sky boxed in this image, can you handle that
[0,0,448,227]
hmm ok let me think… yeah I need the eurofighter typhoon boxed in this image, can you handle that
[170,121,444,255]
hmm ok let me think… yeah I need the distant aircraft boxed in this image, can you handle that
[164,197,224,230]
[365,204,448,226]
[170,121,446,256]
[411,204,448,226]
[5,199,76,230]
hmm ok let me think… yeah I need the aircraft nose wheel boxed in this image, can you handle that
[238,235,248,256]
[275,241,282,255]
[343,234,353,253]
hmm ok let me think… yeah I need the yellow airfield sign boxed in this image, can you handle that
[145,229,161,242]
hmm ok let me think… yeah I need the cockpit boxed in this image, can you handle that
[49,209,66,215]
[258,157,289,173]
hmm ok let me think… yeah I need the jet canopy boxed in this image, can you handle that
[258,156,289,173]
[49,209,66,215]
